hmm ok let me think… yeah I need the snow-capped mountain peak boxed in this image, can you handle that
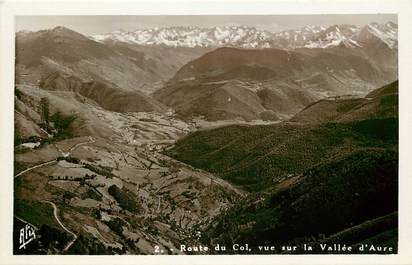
[359,22,398,48]
[91,22,397,50]
[301,24,361,49]
[93,26,273,49]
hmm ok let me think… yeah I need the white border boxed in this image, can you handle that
[1,0,412,265]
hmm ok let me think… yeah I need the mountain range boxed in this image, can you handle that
[15,23,397,123]
[92,22,397,50]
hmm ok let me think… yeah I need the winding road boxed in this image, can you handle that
[14,136,95,178]
[14,160,57,179]
[15,137,96,251]
[44,200,78,252]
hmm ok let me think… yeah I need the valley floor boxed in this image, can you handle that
[14,103,246,254]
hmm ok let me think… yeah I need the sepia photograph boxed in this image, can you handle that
[1,0,412,264]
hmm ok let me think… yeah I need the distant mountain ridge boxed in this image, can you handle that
[93,26,274,49]
[274,22,397,49]
[153,44,397,121]
[92,22,397,50]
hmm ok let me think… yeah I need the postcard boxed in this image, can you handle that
[1,0,412,264]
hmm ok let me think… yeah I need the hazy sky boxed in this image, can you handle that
[16,14,397,35]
